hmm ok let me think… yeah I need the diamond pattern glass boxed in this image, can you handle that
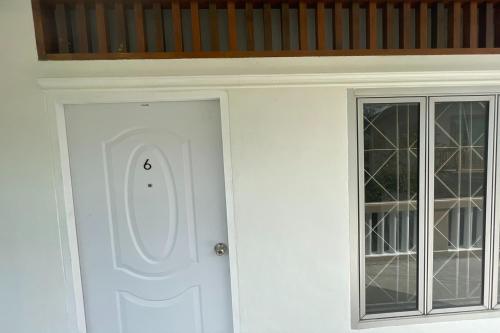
[432,101,489,309]
[363,102,420,314]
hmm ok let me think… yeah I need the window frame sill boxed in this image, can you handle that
[354,308,500,330]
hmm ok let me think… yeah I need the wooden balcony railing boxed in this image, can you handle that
[32,0,500,60]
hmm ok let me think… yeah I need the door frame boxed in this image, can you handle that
[43,89,240,333]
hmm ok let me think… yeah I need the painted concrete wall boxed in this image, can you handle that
[4,1,500,333]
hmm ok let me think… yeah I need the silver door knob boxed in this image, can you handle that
[214,243,228,256]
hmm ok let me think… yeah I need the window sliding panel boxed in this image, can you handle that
[359,98,425,317]
[429,97,495,312]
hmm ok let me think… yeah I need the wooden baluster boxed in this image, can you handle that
[134,1,146,52]
[263,2,273,50]
[281,2,290,50]
[299,1,308,50]
[333,1,343,50]
[245,2,254,51]
[416,1,428,49]
[367,0,377,49]
[153,3,165,52]
[464,0,478,48]
[95,1,108,53]
[383,2,394,49]
[115,1,127,52]
[75,0,89,52]
[448,1,461,48]
[484,2,494,48]
[350,1,360,49]
[190,1,201,52]
[432,2,446,48]
[172,0,183,52]
[227,0,237,51]
[55,4,69,53]
[209,1,220,51]
[399,0,411,49]
[495,3,500,47]
[316,1,325,50]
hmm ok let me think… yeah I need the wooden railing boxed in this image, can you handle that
[32,0,500,60]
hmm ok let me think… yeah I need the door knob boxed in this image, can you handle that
[214,243,228,256]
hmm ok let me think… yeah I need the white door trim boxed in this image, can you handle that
[43,89,240,333]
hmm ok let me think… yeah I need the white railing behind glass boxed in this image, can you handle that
[365,197,484,257]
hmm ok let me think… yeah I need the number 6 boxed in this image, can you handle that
[143,159,152,170]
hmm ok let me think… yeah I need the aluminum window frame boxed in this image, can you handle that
[427,95,497,315]
[357,97,427,320]
[354,93,500,326]
[489,96,500,310]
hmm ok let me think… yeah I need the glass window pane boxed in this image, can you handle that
[432,100,489,309]
[362,102,420,314]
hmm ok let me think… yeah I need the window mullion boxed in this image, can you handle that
[418,98,428,315]
[425,98,436,314]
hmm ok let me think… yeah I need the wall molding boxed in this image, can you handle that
[38,70,500,90]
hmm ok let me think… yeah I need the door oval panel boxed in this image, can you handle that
[103,127,198,278]
[125,144,178,263]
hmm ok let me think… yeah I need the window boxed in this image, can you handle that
[357,96,499,321]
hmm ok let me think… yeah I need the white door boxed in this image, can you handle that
[65,100,233,333]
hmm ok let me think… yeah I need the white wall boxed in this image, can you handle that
[4,1,500,333]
